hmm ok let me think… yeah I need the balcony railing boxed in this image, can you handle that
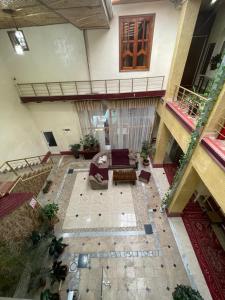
[173,85,208,121]
[195,74,213,94]
[16,76,165,98]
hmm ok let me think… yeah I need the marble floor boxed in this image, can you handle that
[63,171,136,230]
[35,155,203,300]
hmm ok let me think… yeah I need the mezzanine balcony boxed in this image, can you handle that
[16,76,165,103]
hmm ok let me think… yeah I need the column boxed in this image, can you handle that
[168,164,200,214]
[153,122,171,164]
[165,0,202,99]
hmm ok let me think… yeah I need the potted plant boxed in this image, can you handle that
[50,260,68,286]
[172,284,203,300]
[80,133,100,159]
[141,140,151,166]
[70,143,81,159]
[42,203,59,225]
[40,289,60,300]
[49,237,68,259]
[43,180,53,194]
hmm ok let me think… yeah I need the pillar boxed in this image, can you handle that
[153,122,171,164]
[168,164,200,214]
[165,0,201,99]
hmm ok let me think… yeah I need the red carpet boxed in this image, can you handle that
[163,163,178,185]
[182,202,225,300]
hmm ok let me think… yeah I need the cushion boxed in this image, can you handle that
[89,163,109,180]
[139,170,151,182]
[128,153,137,160]
[95,173,103,183]
[111,149,129,166]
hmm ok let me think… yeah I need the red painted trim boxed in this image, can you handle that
[201,137,225,169]
[20,90,166,103]
[166,102,195,132]
[166,208,182,217]
[60,151,73,155]
[41,151,51,163]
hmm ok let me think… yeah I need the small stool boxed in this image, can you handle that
[138,170,151,183]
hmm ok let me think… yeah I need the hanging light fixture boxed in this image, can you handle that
[14,44,24,55]
[2,8,29,55]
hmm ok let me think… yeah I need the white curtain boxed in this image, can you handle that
[108,99,156,151]
[75,98,157,152]
[74,101,106,150]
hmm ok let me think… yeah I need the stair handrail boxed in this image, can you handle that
[0,153,53,176]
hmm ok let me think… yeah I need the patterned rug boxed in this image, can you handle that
[163,163,178,185]
[182,202,225,300]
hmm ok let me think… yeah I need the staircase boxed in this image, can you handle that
[0,154,53,198]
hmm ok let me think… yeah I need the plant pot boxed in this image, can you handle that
[74,152,80,159]
[143,159,150,166]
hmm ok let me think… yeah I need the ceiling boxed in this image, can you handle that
[0,0,112,29]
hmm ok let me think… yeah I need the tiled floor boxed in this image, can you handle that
[63,171,136,230]
[35,156,195,300]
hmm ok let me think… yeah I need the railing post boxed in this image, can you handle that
[132,78,134,92]
[119,80,120,93]
[6,162,18,176]
[31,84,36,96]
[46,83,50,96]
[90,81,93,94]
[146,78,149,91]
[74,81,78,95]
[173,85,178,101]
[161,76,165,90]
[105,80,107,94]
[24,159,33,171]
[59,82,64,95]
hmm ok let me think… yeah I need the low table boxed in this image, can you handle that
[113,169,137,185]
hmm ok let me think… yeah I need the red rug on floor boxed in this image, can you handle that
[182,201,225,300]
[163,163,178,185]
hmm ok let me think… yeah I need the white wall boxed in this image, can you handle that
[0,1,179,87]
[0,57,48,164]
[27,102,82,152]
[87,1,180,87]
[0,24,89,83]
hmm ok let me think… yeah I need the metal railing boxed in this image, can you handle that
[0,154,53,177]
[173,85,208,122]
[17,76,165,97]
[195,74,213,94]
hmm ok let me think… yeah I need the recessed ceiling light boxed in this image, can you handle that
[211,0,217,5]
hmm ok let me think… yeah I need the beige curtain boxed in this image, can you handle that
[74,98,157,151]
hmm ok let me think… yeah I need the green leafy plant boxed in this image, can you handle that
[70,143,81,158]
[43,180,53,194]
[42,203,59,221]
[210,53,222,70]
[140,140,151,164]
[30,230,41,247]
[49,237,68,259]
[80,133,99,150]
[172,284,203,300]
[50,260,68,285]
[40,289,60,300]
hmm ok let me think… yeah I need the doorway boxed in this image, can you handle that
[43,131,59,154]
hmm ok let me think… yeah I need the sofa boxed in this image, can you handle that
[89,163,109,190]
[89,149,138,189]
[92,149,137,169]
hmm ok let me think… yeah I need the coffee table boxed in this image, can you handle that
[113,169,137,185]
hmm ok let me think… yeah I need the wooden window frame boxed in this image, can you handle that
[119,14,155,72]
